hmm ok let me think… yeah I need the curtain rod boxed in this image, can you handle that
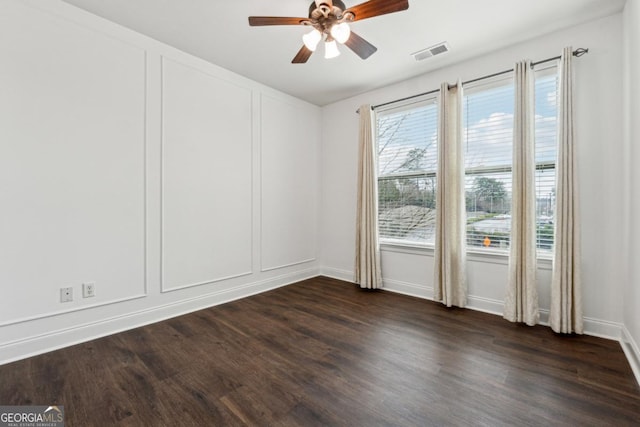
[357,47,588,113]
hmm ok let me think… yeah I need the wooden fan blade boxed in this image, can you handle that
[345,0,409,22]
[292,45,314,63]
[248,16,307,26]
[344,31,377,59]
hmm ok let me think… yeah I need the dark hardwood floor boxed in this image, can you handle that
[1,276,639,426]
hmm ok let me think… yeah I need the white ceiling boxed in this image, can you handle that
[61,0,625,106]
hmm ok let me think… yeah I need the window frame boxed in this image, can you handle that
[463,74,516,254]
[375,64,559,260]
[375,95,439,247]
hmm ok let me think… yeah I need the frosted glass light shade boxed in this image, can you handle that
[330,22,351,44]
[302,29,322,51]
[324,40,340,59]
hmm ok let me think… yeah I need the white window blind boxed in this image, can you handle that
[464,77,515,250]
[533,67,559,253]
[376,98,438,244]
[375,65,558,254]
[463,67,558,253]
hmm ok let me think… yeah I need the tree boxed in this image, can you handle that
[470,177,507,213]
[379,179,401,206]
[398,147,426,172]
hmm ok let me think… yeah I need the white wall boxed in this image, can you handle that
[0,0,320,364]
[623,0,640,379]
[320,14,626,338]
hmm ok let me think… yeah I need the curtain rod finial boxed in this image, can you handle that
[573,48,588,57]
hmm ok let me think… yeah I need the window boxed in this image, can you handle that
[375,65,559,255]
[376,98,438,244]
[533,68,559,252]
[464,67,558,254]
[463,77,514,250]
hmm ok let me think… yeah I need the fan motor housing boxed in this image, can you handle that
[309,1,347,18]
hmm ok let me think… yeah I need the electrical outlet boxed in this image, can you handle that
[60,287,73,303]
[82,282,95,298]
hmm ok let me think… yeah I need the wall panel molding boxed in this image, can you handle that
[260,94,319,271]
[0,0,148,325]
[160,56,254,292]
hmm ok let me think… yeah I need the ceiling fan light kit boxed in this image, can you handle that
[330,22,351,44]
[303,28,323,51]
[324,39,341,59]
[248,0,409,63]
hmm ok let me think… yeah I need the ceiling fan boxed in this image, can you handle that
[248,0,409,63]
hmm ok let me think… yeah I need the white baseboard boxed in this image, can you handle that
[377,278,624,342]
[0,268,319,365]
[466,295,504,316]
[320,271,436,301]
[381,278,433,300]
[319,266,354,283]
[536,309,624,340]
[621,326,640,387]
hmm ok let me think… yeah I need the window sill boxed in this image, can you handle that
[380,241,553,270]
[380,241,434,256]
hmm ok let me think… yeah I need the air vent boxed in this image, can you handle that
[411,42,450,61]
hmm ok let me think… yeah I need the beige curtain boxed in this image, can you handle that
[550,47,583,334]
[355,104,383,289]
[504,60,539,326]
[434,82,467,307]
